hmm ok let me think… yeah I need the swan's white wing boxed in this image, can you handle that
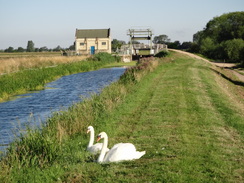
[87,143,109,154]
[110,143,124,149]
[104,143,144,162]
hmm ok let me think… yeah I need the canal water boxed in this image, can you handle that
[0,67,125,153]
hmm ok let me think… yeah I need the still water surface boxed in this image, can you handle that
[0,67,125,152]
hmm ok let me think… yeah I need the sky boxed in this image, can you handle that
[0,0,244,50]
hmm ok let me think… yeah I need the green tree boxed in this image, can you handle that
[200,12,244,43]
[27,40,35,52]
[153,35,170,44]
[68,44,75,50]
[17,47,25,52]
[39,46,48,52]
[168,41,181,49]
[200,37,217,58]
[222,39,244,62]
[212,12,244,42]
[4,47,14,52]
[180,42,193,50]
[193,31,204,44]
[188,43,200,53]
[111,39,126,52]
[194,11,244,63]
[53,45,62,52]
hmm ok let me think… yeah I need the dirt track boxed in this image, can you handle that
[169,49,244,83]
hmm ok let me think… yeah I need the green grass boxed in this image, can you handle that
[138,50,150,55]
[105,61,136,68]
[103,56,244,182]
[1,52,243,182]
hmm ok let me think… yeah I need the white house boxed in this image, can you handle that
[75,28,111,55]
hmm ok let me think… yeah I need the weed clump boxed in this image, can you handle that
[154,50,169,58]
[86,52,121,63]
[120,57,159,84]
[6,128,59,168]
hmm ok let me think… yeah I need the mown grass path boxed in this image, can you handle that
[1,52,243,182]
[87,52,244,182]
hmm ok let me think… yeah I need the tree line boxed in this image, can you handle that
[192,11,244,65]
[1,40,75,53]
[152,34,193,50]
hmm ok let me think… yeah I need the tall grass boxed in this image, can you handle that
[120,57,159,84]
[0,53,118,102]
[0,52,87,74]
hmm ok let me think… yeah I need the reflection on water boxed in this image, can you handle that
[0,67,125,153]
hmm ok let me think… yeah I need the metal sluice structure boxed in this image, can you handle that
[127,28,154,57]
[117,27,167,62]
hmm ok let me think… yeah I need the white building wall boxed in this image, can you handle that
[76,38,111,55]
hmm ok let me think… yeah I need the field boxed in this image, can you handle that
[0,51,244,182]
[0,52,87,74]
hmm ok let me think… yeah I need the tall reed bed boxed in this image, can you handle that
[0,53,117,102]
[0,54,87,74]
[0,57,159,181]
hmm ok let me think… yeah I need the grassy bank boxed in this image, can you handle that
[1,52,244,182]
[0,53,120,102]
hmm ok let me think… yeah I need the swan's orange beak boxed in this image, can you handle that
[97,136,101,142]
[87,130,90,134]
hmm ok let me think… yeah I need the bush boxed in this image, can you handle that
[87,52,119,63]
[154,51,169,58]
[120,57,158,84]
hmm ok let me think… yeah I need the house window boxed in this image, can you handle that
[102,42,106,45]
[80,43,85,46]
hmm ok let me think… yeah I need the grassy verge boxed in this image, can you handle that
[1,52,243,182]
[0,53,120,102]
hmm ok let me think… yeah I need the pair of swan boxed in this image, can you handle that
[87,126,145,163]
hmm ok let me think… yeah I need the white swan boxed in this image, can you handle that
[86,126,109,154]
[96,132,146,163]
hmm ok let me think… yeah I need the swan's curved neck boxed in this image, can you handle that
[88,129,94,148]
[98,134,108,163]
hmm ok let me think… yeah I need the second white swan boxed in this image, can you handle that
[87,126,109,154]
[96,132,146,163]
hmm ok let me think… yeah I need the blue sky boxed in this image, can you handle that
[0,0,243,50]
